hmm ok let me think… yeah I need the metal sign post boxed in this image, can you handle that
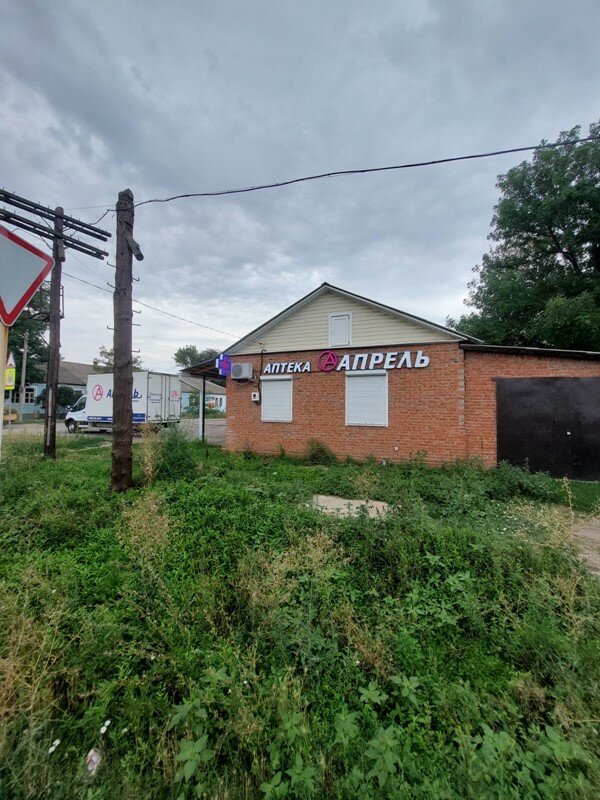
[0,323,8,462]
[0,227,56,463]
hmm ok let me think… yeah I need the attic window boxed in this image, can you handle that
[329,313,351,347]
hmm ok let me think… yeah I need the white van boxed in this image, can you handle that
[65,371,181,433]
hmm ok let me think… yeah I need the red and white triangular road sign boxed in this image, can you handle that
[0,225,54,326]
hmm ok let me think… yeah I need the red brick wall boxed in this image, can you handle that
[225,343,467,464]
[464,351,600,466]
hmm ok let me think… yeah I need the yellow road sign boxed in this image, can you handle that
[4,351,15,391]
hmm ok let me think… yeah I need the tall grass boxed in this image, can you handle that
[0,439,599,798]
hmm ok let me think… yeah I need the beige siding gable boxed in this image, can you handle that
[232,289,458,354]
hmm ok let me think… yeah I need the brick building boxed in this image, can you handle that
[216,283,600,478]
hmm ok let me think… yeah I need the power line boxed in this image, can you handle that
[132,135,600,208]
[61,270,239,338]
[62,134,600,215]
[62,271,112,295]
[12,227,238,339]
[64,204,115,211]
[89,209,113,226]
[68,249,114,283]
[131,297,238,338]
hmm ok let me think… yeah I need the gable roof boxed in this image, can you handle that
[181,376,226,394]
[36,361,97,386]
[228,282,481,354]
[58,361,97,386]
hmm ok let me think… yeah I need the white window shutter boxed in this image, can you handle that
[329,313,351,346]
[261,378,293,422]
[346,373,387,426]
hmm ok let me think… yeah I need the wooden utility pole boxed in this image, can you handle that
[111,189,135,492]
[43,207,64,458]
[1,190,110,457]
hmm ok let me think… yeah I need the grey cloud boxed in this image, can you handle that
[1,0,599,370]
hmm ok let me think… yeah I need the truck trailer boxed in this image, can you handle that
[64,372,181,433]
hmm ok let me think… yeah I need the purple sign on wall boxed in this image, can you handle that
[216,353,232,376]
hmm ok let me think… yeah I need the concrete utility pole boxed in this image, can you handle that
[111,189,135,492]
[43,208,64,458]
[18,331,29,422]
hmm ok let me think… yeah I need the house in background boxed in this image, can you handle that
[180,376,226,413]
[221,281,600,479]
[6,361,96,418]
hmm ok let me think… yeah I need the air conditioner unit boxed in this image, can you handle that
[231,362,253,380]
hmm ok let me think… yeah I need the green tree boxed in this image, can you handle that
[37,386,82,410]
[174,345,219,369]
[92,345,143,373]
[7,289,49,383]
[450,122,600,350]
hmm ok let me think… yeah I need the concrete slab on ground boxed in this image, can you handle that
[180,418,225,446]
[311,494,389,518]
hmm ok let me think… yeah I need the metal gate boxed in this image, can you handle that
[496,377,600,480]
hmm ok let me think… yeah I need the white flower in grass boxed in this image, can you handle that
[48,739,60,754]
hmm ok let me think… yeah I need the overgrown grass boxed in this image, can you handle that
[1,435,600,798]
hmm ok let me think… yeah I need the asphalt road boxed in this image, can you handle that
[2,418,226,446]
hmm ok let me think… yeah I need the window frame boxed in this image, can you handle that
[71,396,86,412]
[345,369,388,427]
[328,312,352,347]
[260,375,293,423]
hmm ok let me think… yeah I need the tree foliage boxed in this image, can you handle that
[92,345,143,373]
[174,345,219,369]
[7,290,50,383]
[36,386,82,410]
[450,122,600,350]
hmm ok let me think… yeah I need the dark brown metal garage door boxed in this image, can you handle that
[496,377,600,480]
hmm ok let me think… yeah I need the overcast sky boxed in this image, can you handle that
[2,0,599,372]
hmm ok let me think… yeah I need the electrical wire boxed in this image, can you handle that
[88,209,113,226]
[130,297,238,338]
[61,270,239,338]
[132,135,600,208]
[7,225,238,339]
[63,203,115,211]
[61,134,600,214]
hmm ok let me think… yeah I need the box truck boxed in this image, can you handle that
[64,372,181,433]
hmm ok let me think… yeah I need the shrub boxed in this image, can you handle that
[154,425,198,481]
[305,439,337,466]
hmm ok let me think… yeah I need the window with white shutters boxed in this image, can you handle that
[261,376,293,422]
[345,371,388,426]
[329,313,351,347]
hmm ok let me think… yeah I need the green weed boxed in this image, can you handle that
[0,441,599,798]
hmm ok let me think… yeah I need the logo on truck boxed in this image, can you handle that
[92,384,104,401]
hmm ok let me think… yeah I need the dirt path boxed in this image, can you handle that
[572,517,600,576]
